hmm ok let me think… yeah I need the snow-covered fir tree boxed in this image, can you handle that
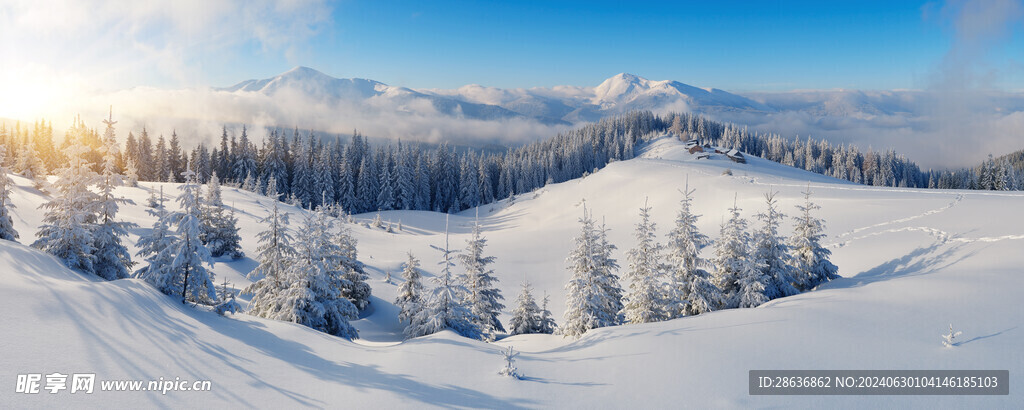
[265,205,359,338]
[356,155,379,213]
[135,187,174,282]
[15,140,46,186]
[396,147,416,210]
[509,281,543,335]
[32,137,100,273]
[244,178,297,318]
[595,217,624,317]
[395,252,425,324]
[458,215,505,340]
[377,156,396,210]
[291,134,314,208]
[333,221,372,311]
[124,157,139,187]
[313,149,335,209]
[752,191,798,300]
[562,205,623,338]
[498,346,520,379]
[0,146,19,241]
[241,171,256,192]
[665,183,721,317]
[200,172,244,259]
[788,185,839,291]
[172,171,218,302]
[405,216,480,340]
[91,110,136,280]
[942,324,963,347]
[621,200,668,324]
[736,251,769,308]
[712,197,764,309]
[232,126,258,184]
[538,292,557,334]
[140,170,218,303]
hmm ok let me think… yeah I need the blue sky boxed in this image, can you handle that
[0,0,1021,104]
[290,0,947,90]
[219,0,1020,91]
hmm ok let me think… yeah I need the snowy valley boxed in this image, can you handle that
[2,134,1022,408]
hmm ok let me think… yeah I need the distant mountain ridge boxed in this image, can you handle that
[221,67,772,126]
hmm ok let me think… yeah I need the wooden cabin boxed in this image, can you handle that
[726,149,746,164]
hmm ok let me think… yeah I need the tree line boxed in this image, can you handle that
[2,110,1021,227]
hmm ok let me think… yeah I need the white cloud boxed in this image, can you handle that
[0,0,331,90]
[57,85,571,151]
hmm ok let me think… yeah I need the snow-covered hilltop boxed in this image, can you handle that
[2,135,1022,408]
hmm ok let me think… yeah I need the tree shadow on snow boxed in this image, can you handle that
[517,376,607,387]
[955,327,1018,347]
[823,241,976,290]
[39,273,532,408]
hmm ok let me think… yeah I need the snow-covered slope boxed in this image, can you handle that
[3,137,1023,407]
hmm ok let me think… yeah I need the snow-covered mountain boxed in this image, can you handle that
[222,66,529,123]
[3,135,1022,407]
[223,67,770,125]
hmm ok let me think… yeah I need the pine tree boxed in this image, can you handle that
[200,172,243,259]
[458,214,505,339]
[214,278,241,316]
[32,138,100,273]
[260,131,289,198]
[124,157,139,187]
[595,217,624,317]
[334,222,372,311]
[665,183,721,317]
[137,127,154,181]
[291,135,314,208]
[509,281,542,335]
[621,199,668,324]
[140,171,218,303]
[405,216,480,340]
[396,148,416,210]
[788,185,839,291]
[134,187,178,294]
[172,170,218,302]
[14,139,46,185]
[736,254,769,308]
[538,292,557,334]
[154,134,169,183]
[241,171,255,192]
[313,148,335,208]
[752,191,799,300]
[167,131,184,182]
[267,207,359,339]
[377,157,396,210]
[0,145,19,241]
[245,181,300,320]
[712,197,757,309]
[92,110,136,280]
[246,177,291,283]
[356,156,379,212]
[232,126,257,184]
[395,252,425,324]
[562,205,622,338]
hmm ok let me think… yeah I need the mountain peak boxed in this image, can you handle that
[279,66,333,81]
[593,73,653,106]
[609,72,644,83]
